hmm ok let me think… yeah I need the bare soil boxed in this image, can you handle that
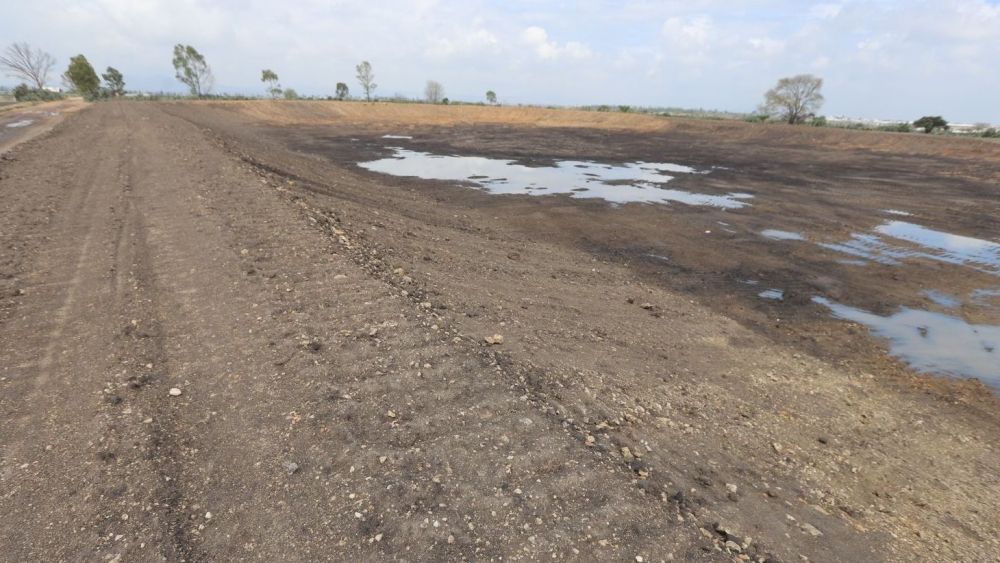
[1,101,998,562]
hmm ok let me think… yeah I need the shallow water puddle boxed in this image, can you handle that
[5,119,33,128]
[922,290,960,309]
[359,148,752,208]
[822,220,1000,276]
[813,297,1000,385]
[760,229,804,241]
[758,289,784,300]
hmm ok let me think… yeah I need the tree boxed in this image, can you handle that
[335,82,349,100]
[283,88,299,100]
[913,116,949,134]
[356,60,376,102]
[63,55,101,99]
[424,80,444,103]
[261,69,281,99]
[485,90,497,105]
[760,74,824,125]
[102,67,125,97]
[172,44,213,97]
[0,42,55,89]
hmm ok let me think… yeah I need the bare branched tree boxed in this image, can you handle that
[424,80,444,104]
[0,42,56,89]
[356,61,376,102]
[760,74,824,124]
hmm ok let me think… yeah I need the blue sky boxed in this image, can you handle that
[3,0,999,123]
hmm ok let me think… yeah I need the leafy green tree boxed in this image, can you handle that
[335,82,349,100]
[283,88,299,100]
[485,90,497,105]
[172,44,213,96]
[356,60,376,102]
[913,116,949,134]
[63,55,101,99]
[261,69,281,98]
[760,74,824,124]
[102,67,125,96]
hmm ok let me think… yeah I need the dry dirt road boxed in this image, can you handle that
[1,102,998,562]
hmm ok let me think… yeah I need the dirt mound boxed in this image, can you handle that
[195,100,1000,162]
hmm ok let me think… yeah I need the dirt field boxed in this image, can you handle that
[1,101,998,562]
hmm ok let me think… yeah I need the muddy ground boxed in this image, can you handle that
[1,101,999,562]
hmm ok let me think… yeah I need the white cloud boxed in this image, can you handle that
[520,26,592,60]
[1,0,998,122]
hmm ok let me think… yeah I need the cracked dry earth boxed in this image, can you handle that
[1,102,998,563]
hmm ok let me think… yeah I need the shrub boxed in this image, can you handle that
[878,123,913,133]
[808,116,828,127]
[982,128,999,139]
[12,83,62,101]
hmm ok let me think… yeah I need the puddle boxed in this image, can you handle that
[358,148,752,208]
[922,290,960,309]
[758,289,784,300]
[760,229,804,241]
[813,297,1000,385]
[381,135,413,140]
[5,119,33,128]
[883,209,912,216]
[970,289,1000,313]
[822,221,1000,276]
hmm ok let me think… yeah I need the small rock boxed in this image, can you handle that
[772,442,783,453]
[282,461,300,475]
[640,303,654,310]
[168,388,182,397]
[817,436,829,445]
[484,334,504,345]
[621,447,635,462]
[801,523,823,537]
[386,410,397,418]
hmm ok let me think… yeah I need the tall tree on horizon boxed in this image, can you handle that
[102,67,125,97]
[356,61,376,102]
[172,44,213,97]
[63,54,101,99]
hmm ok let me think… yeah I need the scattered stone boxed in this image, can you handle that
[801,523,823,537]
[818,436,829,445]
[386,410,397,418]
[168,387,182,397]
[772,442,783,453]
[282,461,300,475]
[621,447,635,462]
[640,303,654,310]
[484,334,504,345]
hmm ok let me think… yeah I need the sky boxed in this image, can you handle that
[3,0,999,123]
